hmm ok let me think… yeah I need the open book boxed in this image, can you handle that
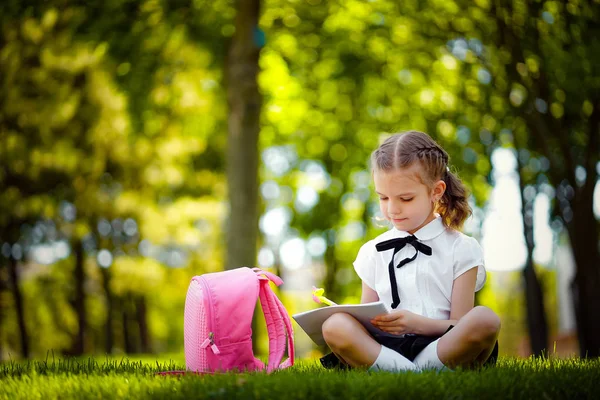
[292,301,389,346]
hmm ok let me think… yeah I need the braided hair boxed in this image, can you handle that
[370,131,472,230]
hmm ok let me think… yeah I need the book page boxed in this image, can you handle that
[292,302,390,346]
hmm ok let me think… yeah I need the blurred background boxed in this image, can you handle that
[1,0,599,361]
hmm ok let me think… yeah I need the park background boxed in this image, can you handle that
[1,0,599,363]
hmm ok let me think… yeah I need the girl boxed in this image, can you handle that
[321,131,500,372]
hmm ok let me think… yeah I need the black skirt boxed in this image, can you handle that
[320,325,499,369]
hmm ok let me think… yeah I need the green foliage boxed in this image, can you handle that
[0,2,230,358]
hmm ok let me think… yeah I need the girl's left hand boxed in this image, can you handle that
[370,310,423,335]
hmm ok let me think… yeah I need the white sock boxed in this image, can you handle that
[368,345,419,372]
[413,339,449,371]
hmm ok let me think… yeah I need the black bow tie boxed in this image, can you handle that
[376,235,432,309]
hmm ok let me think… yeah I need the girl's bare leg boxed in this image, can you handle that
[436,306,501,368]
[322,313,381,367]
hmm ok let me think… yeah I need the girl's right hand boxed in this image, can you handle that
[371,309,424,335]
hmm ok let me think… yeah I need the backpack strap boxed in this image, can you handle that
[254,268,295,373]
[263,277,295,369]
[273,290,294,369]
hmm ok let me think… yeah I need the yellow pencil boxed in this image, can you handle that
[311,286,337,306]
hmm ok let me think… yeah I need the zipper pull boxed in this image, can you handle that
[209,332,220,354]
[201,332,220,354]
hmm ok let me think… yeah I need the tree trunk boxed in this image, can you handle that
[522,261,548,356]
[568,190,600,357]
[70,239,87,355]
[323,241,341,300]
[568,105,600,357]
[122,296,134,354]
[515,146,548,356]
[225,0,262,271]
[135,295,150,353]
[100,267,114,354]
[7,257,29,358]
[0,263,6,361]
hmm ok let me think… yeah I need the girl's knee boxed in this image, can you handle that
[475,306,501,332]
[322,313,358,348]
[467,306,501,342]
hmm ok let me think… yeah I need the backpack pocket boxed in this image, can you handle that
[207,339,262,372]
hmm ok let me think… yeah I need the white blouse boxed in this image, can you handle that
[353,216,486,320]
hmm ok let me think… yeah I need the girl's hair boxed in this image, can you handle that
[370,130,472,230]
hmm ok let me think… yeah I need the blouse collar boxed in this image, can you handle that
[393,215,446,241]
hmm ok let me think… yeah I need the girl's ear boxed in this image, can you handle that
[432,180,446,202]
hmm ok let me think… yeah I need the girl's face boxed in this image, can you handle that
[373,164,445,234]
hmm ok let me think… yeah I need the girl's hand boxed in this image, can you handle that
[370,310,423,335]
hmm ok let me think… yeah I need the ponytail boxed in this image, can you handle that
[437,169,472,230]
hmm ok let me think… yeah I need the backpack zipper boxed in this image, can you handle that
[202,332,220,354]
[199,277,220,355]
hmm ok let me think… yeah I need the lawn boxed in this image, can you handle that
[1,355,599,399]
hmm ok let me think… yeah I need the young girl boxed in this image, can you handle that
[321,131,500,372]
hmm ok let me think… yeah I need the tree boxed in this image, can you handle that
[225,0,263,271]
[474,0,600,356]
[0,6,136,357]
[407,0,598,356]
[514,136,549,356]
[0,0,258,358]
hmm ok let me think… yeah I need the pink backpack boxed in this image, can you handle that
[183,267,294,373]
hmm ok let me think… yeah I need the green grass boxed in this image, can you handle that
[1,356,599,399]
